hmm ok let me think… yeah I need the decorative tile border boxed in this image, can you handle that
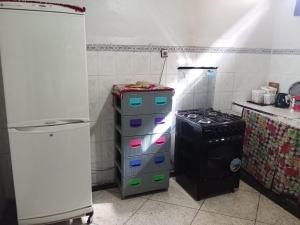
[86,44,272,54]
[272,49,300,55]
[87,44,300,55]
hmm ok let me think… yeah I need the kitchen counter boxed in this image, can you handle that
[233,100,300,129]
[233,100,300,119]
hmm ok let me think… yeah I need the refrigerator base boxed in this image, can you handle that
[18,206,93,225]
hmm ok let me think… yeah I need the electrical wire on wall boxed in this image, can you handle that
[159,54,168,85]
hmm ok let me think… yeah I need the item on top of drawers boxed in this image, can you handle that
[112,82,174,95]
[275,93,290,108]
[291,95,300,112]
[252,90,266,103]
[126,81,154,89]
[112,82,174,115]
[263,93,276,105]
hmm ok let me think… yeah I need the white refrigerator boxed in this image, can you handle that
[0,2,93,225]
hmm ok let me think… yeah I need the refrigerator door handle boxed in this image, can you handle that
[59,119,89,124]
[10,123,89,133]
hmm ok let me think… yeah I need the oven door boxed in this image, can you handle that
[200,135,243,179]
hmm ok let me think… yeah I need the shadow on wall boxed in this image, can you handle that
[90,95,115,186]
[295,0,300,16]
[0,55,17,225]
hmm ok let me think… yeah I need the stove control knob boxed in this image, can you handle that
[230,158,241,172]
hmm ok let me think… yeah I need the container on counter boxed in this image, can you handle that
[261,86,277,94]
[263,93,276,105]
[252,90,266,104]
[291,95,300,112]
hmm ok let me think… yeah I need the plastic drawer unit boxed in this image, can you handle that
[113,91,173,115]
[115,150,170,177]
[115,111,171,136]
[112,82,174,198]
[116,169,170,198]
[115,131,171,157]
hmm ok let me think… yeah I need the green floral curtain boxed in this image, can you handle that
[242,109,300,203]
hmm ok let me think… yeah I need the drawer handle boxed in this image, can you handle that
[129,178,141,186]
[154,156,165,164]
[155,136,166,145]
[155,117,165,125]
[129,97,142,107]
[130,119,142,127]
[155,96,167,105]
[130,139,142,148]
[153,174,165,182]
[129,159,142,167]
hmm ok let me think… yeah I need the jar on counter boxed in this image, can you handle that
[264,93,276,105]
[252,90,266,104]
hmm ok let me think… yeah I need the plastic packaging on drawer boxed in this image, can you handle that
[115,110,171,136]
[115,150,170,177]
[113,91,173,115]
[115,131,171,157]
[116,169,170,198]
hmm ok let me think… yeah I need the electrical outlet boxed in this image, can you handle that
[160,49,168,58]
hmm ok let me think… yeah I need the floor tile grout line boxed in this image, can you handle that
[254,193,261,224]
[189,199,206,225]
[147,198,203,210]
[238,189,259,194]
[123,198,149,225]
[199,209,257,222]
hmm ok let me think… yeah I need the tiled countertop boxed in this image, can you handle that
[233,100,300,128]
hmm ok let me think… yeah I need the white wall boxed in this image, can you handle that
[268,0,300,93]
[84,0,274,186]
[87,51,270,186]
[84,0,273,48]
[44,0,273,47]
[86,52,271,185]
[271,0,300,49]
[45,0,290,186]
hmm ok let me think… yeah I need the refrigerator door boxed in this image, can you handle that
[8,123,92,220]
[0,8,89,128]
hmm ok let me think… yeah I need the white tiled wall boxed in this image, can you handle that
[87,51,270,186]
[268,55,300,93]
[87,51,164,186]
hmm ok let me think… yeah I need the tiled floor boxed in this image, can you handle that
[51,179,299,225]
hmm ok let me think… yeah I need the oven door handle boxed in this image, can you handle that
[207,156,225,161]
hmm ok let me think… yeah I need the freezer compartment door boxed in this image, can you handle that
[8,123,92,220]
[0,10,89,127]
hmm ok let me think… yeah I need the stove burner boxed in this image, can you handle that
[187,114,198,119]
[208,111,218,117]
[197,118,212,124]
[178,108,240,125]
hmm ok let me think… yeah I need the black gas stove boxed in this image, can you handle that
[174,108,245,200]
[176,108,241,125]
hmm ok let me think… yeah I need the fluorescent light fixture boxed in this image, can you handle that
[295,0,300,16]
